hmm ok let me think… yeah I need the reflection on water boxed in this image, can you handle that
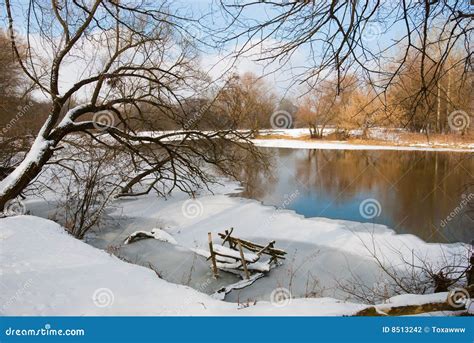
[237,148,474,243]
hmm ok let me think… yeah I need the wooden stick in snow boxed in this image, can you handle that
[237,241,250,280]
[208,232,219,278]
[222,228,234,248]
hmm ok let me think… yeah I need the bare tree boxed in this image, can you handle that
[0,0,265,210]
[296,76,358,138]
[213,72,276,133]
[48,138,122,238]
[336,233,471,304]
[216,0,473,130]
[296,89,335,139]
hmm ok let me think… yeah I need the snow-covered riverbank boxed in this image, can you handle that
[1,146,469,315]
[252,138,474,152]
[253,128,474,152]
[0,215,462,316]
[14,175,466,304]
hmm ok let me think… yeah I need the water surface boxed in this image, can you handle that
[237,148,473,243]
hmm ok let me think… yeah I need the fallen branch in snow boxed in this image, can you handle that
[356,285,474,316]
[218,229,287,262]
[357,300,459,316]
[211,273,265,300]
[212,244,259,263]
[123,228,177,245]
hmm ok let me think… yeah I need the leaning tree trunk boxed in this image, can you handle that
[0,135,54,211]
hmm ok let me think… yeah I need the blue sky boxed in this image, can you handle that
[1,0,437,100]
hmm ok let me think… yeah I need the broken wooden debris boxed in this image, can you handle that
[218,229,286,259]
[208,228,286,281]
[211,244,259,263]
[208,232,219,278]
[238,241,250,279]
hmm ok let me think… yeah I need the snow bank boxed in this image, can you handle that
[116,193,465,272]
[0,215,370,316]
[1,216,466,316]
[379,292,449,308]
[74,187,467,305]
[252,139,474,152]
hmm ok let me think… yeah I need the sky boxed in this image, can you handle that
[1,0,441,102]
[1,0,312,101]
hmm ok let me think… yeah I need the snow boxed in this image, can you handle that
[0,104,95,197]
[254,128,474,152]
[87,127,474,152]
[212,244,259,262]
[2,132,469,315]
[124,228,178,245]
[211,273,266,300]
[252,138,474,152]
[1,215,467,316]
[55,104,91,130]
[378,292,449,308]
[0,136,51,197]
[12,152,468,307]
[258,128,312,138]
[0,215,371,316]
[64,183,466,306]
[215,260,271,273]
[20,164,467,304]
[110,192,465,272]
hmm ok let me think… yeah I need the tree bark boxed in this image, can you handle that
[436,80,441,133]
[0,135,54,212]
